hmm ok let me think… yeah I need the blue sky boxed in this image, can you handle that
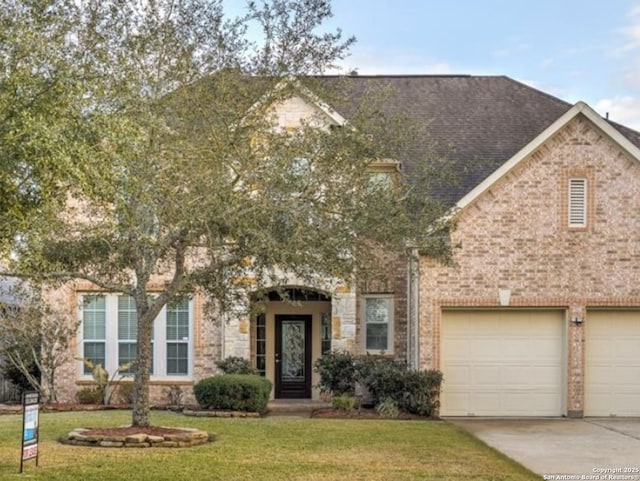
[322,0,640,129]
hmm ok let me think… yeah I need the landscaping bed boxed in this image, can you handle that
[64,425,210,448]
[312,407,435,420]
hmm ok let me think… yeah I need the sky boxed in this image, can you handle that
[320,0,640,130]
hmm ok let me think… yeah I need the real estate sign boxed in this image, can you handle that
[20,392,39,473]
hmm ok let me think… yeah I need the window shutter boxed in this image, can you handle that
[568,178,587,227]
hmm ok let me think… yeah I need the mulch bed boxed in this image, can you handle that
[311,407,435,420]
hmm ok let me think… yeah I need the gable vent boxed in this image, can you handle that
[568,178,587,227]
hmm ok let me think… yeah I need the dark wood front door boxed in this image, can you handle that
[275,315,312,398]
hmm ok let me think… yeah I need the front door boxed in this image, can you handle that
[275,315,312,398]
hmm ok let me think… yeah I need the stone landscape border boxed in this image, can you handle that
[64,427,210,448]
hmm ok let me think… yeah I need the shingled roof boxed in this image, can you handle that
[319,75,640,204]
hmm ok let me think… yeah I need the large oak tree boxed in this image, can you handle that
[3,0,450,427]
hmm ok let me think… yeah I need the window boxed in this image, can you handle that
[363,296,393,353]
[79,294,192,379]
[568,178,587,227]
[321,312,332,354]
[166,298,189,375]
[255,314,266,377]
[82,295,106,374]
[118,296,140,374]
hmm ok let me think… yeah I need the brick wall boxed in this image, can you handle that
[419,115,640,415]
[356,252,409,361]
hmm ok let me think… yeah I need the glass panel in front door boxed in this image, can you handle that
[281,320,305,381]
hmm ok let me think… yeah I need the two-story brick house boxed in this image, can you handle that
[53,75,640,417]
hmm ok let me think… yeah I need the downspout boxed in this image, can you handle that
[407,248,420,370]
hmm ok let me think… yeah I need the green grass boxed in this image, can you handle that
[0,411,539,480]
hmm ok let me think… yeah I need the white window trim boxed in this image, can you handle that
[568,177,587,228]
[362,295,394,354]
[78,294,194,380]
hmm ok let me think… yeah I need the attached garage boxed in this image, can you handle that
[440,310,566,416]
[585,310,640,417]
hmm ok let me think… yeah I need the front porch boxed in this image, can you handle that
[221,285,358,401]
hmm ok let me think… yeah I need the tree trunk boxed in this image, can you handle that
[131,309,154,427]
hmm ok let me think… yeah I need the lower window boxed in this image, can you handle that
[80,294,193,378]
[363,296,394,353]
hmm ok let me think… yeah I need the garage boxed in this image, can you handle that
[585,310,640,417]
[440,310,565,416]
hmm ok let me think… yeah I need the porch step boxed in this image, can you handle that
[267,400,329,417]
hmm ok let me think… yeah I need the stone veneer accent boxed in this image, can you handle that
[419,115,640,416]
[65,427,210,448]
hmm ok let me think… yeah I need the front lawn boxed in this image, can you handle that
[0,411,538,480]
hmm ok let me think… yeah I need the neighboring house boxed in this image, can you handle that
[53,75,640,417]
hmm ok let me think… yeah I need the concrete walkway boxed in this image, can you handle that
[449,418,640,478]
[266,399,329,417]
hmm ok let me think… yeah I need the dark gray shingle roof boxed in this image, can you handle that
[320,75,640,204]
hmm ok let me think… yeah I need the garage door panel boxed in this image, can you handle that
[445,366,471,386]
[471,340,502,358]
[585,311,640,417]
[474,366,502,385]
[441,310,565,417]
[616,340,640,359]
[444,393,471,414]
[617,368,640,386]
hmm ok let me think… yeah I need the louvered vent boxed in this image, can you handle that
[568,178,587,227]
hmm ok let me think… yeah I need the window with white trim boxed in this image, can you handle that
[166,297,190,375]
[568,178,587,227]
[82,295,106,374]
[363,296,394,353]
[79,294,193,379]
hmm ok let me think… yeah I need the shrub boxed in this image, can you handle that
[376,398,400,419]
[356,355,407,406]
[193,374,272,413]
[331,395,357,412]
[356,355,442,417]
[115,382,134,404]
[164,385,184,406]
[313,351,357,396]
[402,370,443,417]
[75,386,103,404]
[216,356,256,375]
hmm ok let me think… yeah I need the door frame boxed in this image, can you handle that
[274,314,312,399]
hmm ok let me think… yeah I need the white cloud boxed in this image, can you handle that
[595,96,640,130]
[628,5,640,17]
[614,6,640,54]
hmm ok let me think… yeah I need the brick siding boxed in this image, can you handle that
[419,115,640,415]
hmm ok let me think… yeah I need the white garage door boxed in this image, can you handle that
[441,310,565,416]
[585,310,640,417]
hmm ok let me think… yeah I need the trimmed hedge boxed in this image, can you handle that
[193,374,272,413]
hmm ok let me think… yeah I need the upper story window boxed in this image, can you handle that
[366,160,400,191]
[568,178,587,228]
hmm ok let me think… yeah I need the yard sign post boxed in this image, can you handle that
[20,391,39,473]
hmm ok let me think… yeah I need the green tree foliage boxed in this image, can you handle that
[3,0,451,426]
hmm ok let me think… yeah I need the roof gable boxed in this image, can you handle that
[456,101,640,210]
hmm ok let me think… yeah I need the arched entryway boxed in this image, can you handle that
[251,287,331,399]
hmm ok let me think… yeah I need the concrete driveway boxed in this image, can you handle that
[449,418,640,478]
